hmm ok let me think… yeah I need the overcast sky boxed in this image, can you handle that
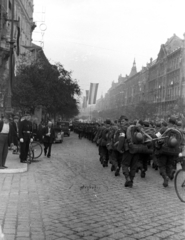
[32,0,185,100]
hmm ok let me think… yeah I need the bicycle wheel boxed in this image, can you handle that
[174,169,185,203]
[31,141,43,159]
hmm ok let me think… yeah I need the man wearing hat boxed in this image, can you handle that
[42,121,55,158]
[12,115,19,154]
[0,114,14,169]
[19,112,33,163]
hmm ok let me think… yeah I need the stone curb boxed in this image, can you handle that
[0,163,28,174]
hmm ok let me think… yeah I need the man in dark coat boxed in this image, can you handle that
[11,115,19,153]
[42,121,55,158]
[19,113,33,163]
[0,114,14,169]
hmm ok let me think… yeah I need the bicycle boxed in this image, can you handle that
[12,140,43,163]
[30,141,43,160]
[25,141,43,164]
[174,152,185,203]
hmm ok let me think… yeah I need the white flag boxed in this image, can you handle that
[88,83,99,104]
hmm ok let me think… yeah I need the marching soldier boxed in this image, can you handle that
[122,120,153,188]
[156,117,181,187]
[112,115,128,176]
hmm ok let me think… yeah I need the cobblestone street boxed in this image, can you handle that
[0,132,185,240]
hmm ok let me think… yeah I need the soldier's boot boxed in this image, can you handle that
[152,162,155,169]
[140,169,146,178]
[169,169,176,180]
[163,176,169,187]
[103,158,108,167]
[124,176,132,187]
[115,167,120,176]
[99,156,103,164]
[155,165,158,171]
[111,165,115,172]
[136,166,141,173]
[130,176,134,188]
[104,161,108,167]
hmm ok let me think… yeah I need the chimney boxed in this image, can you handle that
[150,58,153,64]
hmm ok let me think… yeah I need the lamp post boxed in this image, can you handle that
[6,0,15,114]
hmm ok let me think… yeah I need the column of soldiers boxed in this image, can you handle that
[73,115,185,188]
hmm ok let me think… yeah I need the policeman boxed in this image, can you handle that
[19,112,33,163]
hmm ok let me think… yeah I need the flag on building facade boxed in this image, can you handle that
[13,20,20,56]
[86,90,89,103]
[82,96,87,108]
[88,83,99,104]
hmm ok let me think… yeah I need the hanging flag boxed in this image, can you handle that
[82,96,87,108]
[13,48,18,77]
[86,90,89,103]
[13,19,21,56]
[16,24,20,56]
[88,83,99,104]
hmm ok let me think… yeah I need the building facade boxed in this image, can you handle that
[147,34,185,116]
[95,33,185,120]
[0,0,35,110]
[0,0,35,80]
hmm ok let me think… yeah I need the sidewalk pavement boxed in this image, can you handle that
[0,150,28,174]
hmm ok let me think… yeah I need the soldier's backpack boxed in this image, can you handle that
[127,125,153,154]
[155,128,182,156]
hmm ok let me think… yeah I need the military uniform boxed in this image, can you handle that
[19,115,33,163]
[122,123,144,187]
[156,117,179,187]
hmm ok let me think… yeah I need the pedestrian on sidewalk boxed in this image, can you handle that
[38,121,45,143]
[0,114,14,169]
[42,121,55,158]
[12,115,19,154]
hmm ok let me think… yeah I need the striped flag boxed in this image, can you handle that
[88,83,99,104]
[82,96,87,108]
[86,90,89,103]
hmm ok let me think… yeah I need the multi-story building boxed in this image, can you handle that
[147,34,185,116]
[0,0,35,80]
[95,33,185,120]
[0,0,35,110]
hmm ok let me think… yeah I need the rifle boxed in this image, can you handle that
[140,128,169,144]
[144,136,168,144]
